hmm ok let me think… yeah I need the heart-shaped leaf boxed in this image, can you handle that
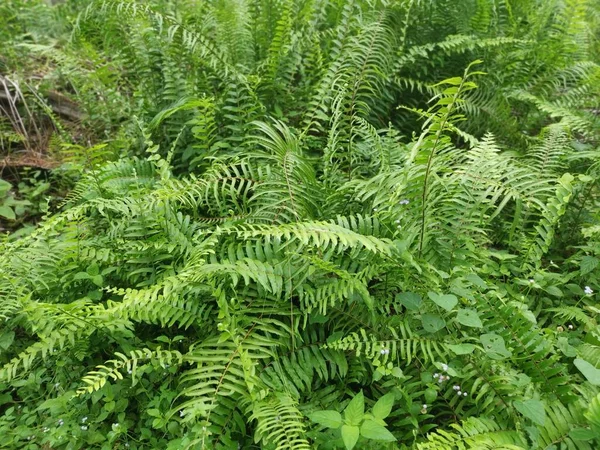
[480,333,512,359]
[456,309,482,328]
[428,292,458,311]
[422,314,446,333]
[396,292,422,311]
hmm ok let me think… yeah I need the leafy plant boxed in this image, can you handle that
[0,0,599,449]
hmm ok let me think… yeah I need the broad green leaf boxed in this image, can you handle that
[73,272,91,281]
[341,425,360,450]
[424,388,437,403]
[480,334,512,359]
[581,256,599,275]
[91,275,104,287]
[0,331,15,350]
[568,428,597,441]
[396,292,421,311]
[0,179,11,195]
[360,419,396,442]
[557,337,577,357]
[0,206,15,220]
[344,391,364,426]
[422,314,445,333]
[513,399,546,426]
[86,263,100,276]
[391,367,403,378]
[448,343,476,355]
[456,309,482,328]
[428,292,457,311]
[372,393,394,420]
[309,410,342,429]
[544,286,563,297]
[465,273,487,289]
[574,358,600,385]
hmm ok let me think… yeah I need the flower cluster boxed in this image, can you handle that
[434,363,451,383]
[585,286,593,295]
[453,385,468,397]
[433,373,449,383]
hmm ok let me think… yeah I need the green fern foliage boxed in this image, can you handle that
[1,0,600,449]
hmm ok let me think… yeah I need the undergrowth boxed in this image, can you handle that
[1,0,600,449]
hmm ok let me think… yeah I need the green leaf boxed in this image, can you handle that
[544,286,563,297]
[0,179,11,195]
[513,399,546,426]
[0,331,15,350]
[91,275,104,287]
[0,206,15,220]
[341,425,360,450]
[422,314,446,333]
[372,393,394,420]
[424,388,437,403]
[574,358,600,385]
[581,256,599,275]
[391,367,404,378]
[568,428,597,441]
[456,309,482,328]
[86,263,100,276]
[448,343,476,355]
[480,333,512,359]
[309,410,342,429]
[435,76,462,86]
[344,391,364,426]
[557,337,577,357]
[73,272,91,281]
[428,292,458,311]
[396,292,422,311]
[360,419,396,442]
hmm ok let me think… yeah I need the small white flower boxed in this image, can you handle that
[373,208,378,212]
[180,410,185,417]
[568,324,574,330]
[441,364,448,371]
[82,417,88,423]
[395,220,400,224]
[457,391,462,395]
[422,404,427,408]
[453,385,460,391]
[43,427,49,433]
[529,279,535,284]
[437,377,444,383]
[81,426,88,431]
[112,422,119,430]
[463,392,467,397]
[400,199,409,205]
[127,369,132,374]
[380,349,386,355]
[433,373,439,378]
[585,286,593,295]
